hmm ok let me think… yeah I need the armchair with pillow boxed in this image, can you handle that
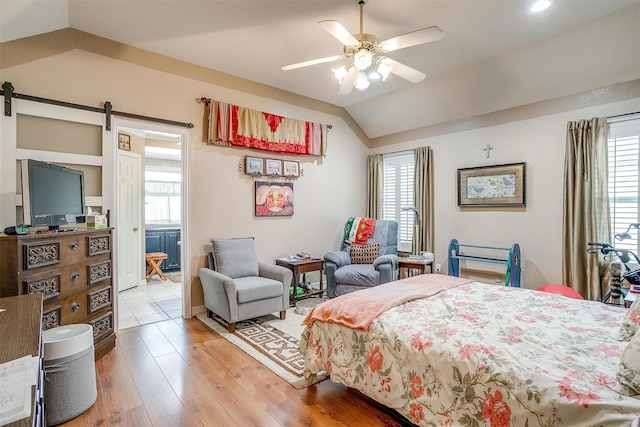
[199,237,292,332]
[324,219,399,297]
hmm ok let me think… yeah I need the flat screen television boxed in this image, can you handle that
[21,159,86,228]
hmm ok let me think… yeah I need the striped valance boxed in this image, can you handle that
[201,98,328,156]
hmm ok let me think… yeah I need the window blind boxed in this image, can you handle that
[382,152,414,252]
[608,116,640,253]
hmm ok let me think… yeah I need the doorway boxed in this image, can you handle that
[116,124,185,330]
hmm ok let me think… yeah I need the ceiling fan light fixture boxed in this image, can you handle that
[333,65,349,83]
[354,49,373,70]
[375,58,393,81]
[355,71,370,90]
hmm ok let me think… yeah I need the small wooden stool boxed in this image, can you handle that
[145,252,168,282]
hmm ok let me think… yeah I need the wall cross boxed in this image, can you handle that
[482,144,494,158]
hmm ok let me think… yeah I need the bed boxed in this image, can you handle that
[299,274,640,426]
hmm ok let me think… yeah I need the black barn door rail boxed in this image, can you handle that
[1,81,194,130]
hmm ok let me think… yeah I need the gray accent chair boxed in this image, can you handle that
[199,237,292,333]
[324,220,399,297]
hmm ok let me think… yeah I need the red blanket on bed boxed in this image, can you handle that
[302,275,474,331]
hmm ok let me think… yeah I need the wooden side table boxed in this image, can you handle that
[398,257,433,279]
[275,257,325,303]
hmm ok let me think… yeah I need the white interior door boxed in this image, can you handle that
[117,152,142,292]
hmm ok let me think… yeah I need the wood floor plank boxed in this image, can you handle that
[95,347,146,423]
[137,322,178,358]
[58,318,408,427]
[122,343,194,426]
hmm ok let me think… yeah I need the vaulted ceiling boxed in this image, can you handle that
[2,0,639,140]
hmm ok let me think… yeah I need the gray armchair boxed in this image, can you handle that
[199,237,292,333]
[324,219,399,297]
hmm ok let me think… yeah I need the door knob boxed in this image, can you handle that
[133,226,140,232]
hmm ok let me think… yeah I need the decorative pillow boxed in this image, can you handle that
[618,297,640,341]
[350,243,380,264]
[211,237,259,279]
[617,329,640,396]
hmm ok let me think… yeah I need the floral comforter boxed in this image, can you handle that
[299,281,640,426]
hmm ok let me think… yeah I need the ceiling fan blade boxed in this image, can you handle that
[338,67,356,95]
[379,26,444,52]
[384,58,426,84]
[281,55,344,71]
[319,20,359,47]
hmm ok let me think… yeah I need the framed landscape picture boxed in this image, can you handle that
[245,156,264,175]
[283,160,300,177]
[265,159,283,176]
[457,162,526,207]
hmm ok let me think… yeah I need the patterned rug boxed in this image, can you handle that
[165,272,182,283]
[196,309,328,389]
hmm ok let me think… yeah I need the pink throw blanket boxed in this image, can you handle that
[302,275,474,331]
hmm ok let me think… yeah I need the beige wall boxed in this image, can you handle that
[1,31,639,311]
[371,91,640,288]
[0,48,369,310]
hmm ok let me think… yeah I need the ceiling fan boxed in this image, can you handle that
[281,0,443,95]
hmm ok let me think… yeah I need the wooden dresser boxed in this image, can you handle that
[0,293,44,427]
[0,228,116,359]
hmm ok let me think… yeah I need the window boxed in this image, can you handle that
[382,152,414,252]
[145,170,181,226]
[608,116,640,253]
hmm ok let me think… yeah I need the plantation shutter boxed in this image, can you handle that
[608,116,640,253]
[382,152,414,252]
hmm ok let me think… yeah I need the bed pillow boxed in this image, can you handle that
[618,297,640,341]
[350,243,380,264]
[617,329,640,396]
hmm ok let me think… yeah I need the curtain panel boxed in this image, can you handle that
[204,99,327,156]
[367,154,383,218]
[414,147,435,253]
[562,117,609,300]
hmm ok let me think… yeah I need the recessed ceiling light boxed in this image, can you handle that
[531,0,551,13]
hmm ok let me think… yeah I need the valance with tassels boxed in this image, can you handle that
[200,98,328,156]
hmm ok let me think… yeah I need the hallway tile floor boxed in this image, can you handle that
[118,276,182,330]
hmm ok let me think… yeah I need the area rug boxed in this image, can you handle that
[196,308,328,389]
[165,272,182,283]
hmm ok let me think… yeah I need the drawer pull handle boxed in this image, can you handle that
[70,272,80,280]
[70,302,80,311]
[70,242,79,250]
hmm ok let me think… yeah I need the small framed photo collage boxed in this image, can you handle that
[244,156,300,178]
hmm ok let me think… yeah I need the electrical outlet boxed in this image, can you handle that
[435,263,441,273]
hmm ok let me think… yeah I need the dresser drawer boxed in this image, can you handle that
[44,285,113,327]
[22,258,111,301]
[20,232,112,271]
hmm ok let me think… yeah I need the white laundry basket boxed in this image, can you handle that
[43,324,97,425]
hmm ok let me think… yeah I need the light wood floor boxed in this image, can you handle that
[59,317,406,427]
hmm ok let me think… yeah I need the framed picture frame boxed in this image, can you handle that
[265,158,283,176]
[457,162,526,207]
[245,156,264,175]
[118,133,131,151]
[283,160,300,177]
[255,181,294,216]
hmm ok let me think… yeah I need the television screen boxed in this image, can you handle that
[22,160,86,227]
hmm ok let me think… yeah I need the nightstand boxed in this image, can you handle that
[275,257,324,303]
[398,257,433,278]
